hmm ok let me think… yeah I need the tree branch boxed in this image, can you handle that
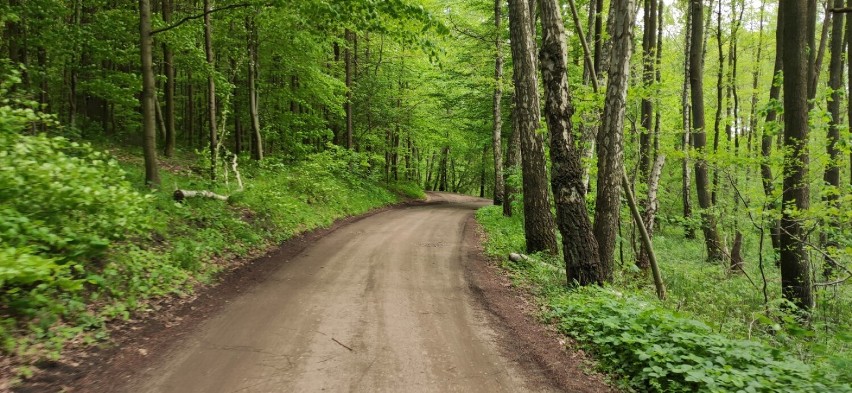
[828,7,852,13]
[151,3,255,35]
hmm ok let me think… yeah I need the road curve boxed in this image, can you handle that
[124,192,556,393]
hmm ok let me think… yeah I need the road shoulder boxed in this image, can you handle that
[462,215,615,393]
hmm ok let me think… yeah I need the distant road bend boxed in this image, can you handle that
[123,192,562,392]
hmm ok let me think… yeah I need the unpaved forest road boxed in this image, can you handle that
[118,193,582,393]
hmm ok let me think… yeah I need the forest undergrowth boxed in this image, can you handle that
[0,104,423,380]
[476,205,851,392]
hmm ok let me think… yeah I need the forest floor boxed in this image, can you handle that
[13,192,611,393]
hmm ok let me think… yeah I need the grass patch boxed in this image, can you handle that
[476,205,851,392]
[1,140,420,370]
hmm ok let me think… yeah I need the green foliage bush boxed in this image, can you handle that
[0,83,154,356]
[548,287,849,392]
[0,85,420,366]
[475,205,851,393]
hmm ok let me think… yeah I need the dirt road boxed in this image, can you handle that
[117,193,574,392]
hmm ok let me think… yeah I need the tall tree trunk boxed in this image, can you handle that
[638,0,666,269]
[711,0,724,206]
[503,95,522,217]
[203,0,218,180]
[539,0,603,285]
[762,3,784,252]
[689,0,725,261]
[492,0,505,206]
[809,0,830,101]
[594,0,636,272]
[162,0,176,157]
[639,0,658,180]
[849,0,852,185]
[748,0,766,156]
[186,70,195,146]
[823,0,844,275]
[231,57,243,155]
[345,29,354,150]
[682,3,695,239]
[139,0,160,187]
[728,0,745,268]
[507,0,558,254]
[779,0,814,312]
[246,16,263,160]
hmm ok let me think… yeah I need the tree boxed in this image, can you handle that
[639,0,658,180]
[779,0,814,312]
[204,0,219,180]
[246,14,263,161]
[139,0,160,187]
[162,0,176,158]
[594,0,636,273]
[689,0,725,261]
[822,0,844,274]
[492,0,505,206]
[506,0,558,254]
[538,0,602,284]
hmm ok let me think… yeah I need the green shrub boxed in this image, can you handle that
[547,287,849,392]
[475,205,851,393]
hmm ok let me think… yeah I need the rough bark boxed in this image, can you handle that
[493,0,505,206]
[503,94,522,217]
[711,1,724,206]
[689,0,725,261]
[162,0,176,157]
[246,16,263,160]
[539,0,603,284]
[203,0,218,180]
[779,0,814,311]
[140,0,160,187]
[594,0,636,271]
[823,0,844,273]
[849,0,852,185]
[507,0,558,254]
[639,0,658,180]
[682,6,695,239]
[762,3,784,252]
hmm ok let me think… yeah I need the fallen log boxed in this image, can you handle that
[173,189,229,202]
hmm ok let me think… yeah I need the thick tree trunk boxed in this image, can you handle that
[492,0,505,206]
[711,1,724,206]
[823,0,844,274]
[203,0,218,180]
[539,0,603,285]
[507,0,558,254]
[681,6,695,239]
[639,0,658,180]
[139,0,160,187]
[849,0,852,186]
[503,96,521,217]
[594,0,636,272]
[246,16,263,160]
[762,4,784,252]
[779,0,814,312]
[689,0,725,261]
[162,0,176,157]
[680,5,695,239]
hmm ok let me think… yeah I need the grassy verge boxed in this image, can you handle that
[476,205,850,392]
[1,140,422,379]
